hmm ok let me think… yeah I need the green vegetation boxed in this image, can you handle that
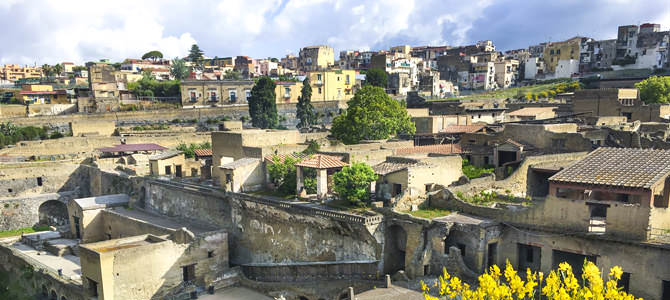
[141,50,164,61]
[456,190,531,206]
[439,79,578,101]
[176,142,211,158]
[462,159,494,179]
[187,44,205,68]
[332,162,377,206]
[406,208,451,219]
[248,76,278,129]
[0,265,35,300]
[131,124,169,131]
[332,86,415,144]
[365,68,388,88]
[302,140,320,155]
[0,225,50,238]
[635,76,670,104]
[170,58,189,81]
[127,71,180,97]
[267,155,300,196]
[0,122,53,148]
[223,70,242,80]
[296,77,316,128]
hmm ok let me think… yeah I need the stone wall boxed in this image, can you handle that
[0,161,88,198]
[241,260,379,282]
[0,193,73,231]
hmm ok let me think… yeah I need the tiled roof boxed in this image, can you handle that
[264,153,306,164]
[504,139,524,148]
[97,143,167,153]
[373,161,416,175]
[441,125,485,134]
[295,154,347,169]
[220,158,260,170]
[549,147,670,189]
[193,149,212,157]
[508,107,556,116]
[149,150,182,161]
[396,144,462,155]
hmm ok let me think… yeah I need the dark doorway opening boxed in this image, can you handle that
[498,150,517,166]
[393,184,402,196]
[383,225,407,275]
[663,280,670,300]
[73,216,81,239]
[182,264,196,283]
[487,242,498,269]
[165,165,171,175]
[552,250,596,279]
[517,244,541,272]
[176,165,183,177]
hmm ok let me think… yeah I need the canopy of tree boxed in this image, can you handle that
[332,162,377,206]
[635,76,670,104]
[187,44,204,63]
[142,50,164,61]
[170,58,189,81]
[364,68,388,88]
[331,85,415,144]
[127,71,180,97]
[296,77,316,128]
[248,76,278,129]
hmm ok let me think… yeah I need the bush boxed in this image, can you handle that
[176,142,211,158]
[49,132,64,139]
[332,162,377,206]
[422,261,640,300]
[267,155,299,196]
[462,159,494,179]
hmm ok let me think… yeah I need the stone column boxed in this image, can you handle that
[296,166,304,195]
[316,169,328,198]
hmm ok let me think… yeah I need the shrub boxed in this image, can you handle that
[332,162,377,206]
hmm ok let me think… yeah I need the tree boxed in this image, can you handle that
[41,64,52,78]
[332,162,377,206]
[331,85,415,144]
[296,77,316,128]
[248,76,278,129]
[223,70,242,80]
[170,58,189,81]
[267,155,299,195]
[635,76,670,104]
[365,68,387,88]
[142,50,164,62]
[187,44,204,67]
[52,64,63,77]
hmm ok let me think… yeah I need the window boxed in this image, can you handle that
[225,174,232,183]
[245,90,251,100]
[346,75,350,84]
[317,74,322,81]
[208,251,214,258]
[393,184,402,196]
[37,177,43,186]
[557,49,561,54]
[229,90,237,103]
[182,265,196,282]
[209,90,217,102]
[165,166,171,175]
[284,87,290,98]
[189,90,197,102]
[318,87,322,94]
[478,114,482,119]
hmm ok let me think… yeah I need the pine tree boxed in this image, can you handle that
[296,77,316,128]
[187,44,204,68]
[248,76,278,129]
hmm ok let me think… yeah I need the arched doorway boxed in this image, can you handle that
[384,224,408,275]
[50,290,57,300]
[38,200,69,226]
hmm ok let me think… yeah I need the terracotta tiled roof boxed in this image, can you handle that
[441,125,485,134]
[97,143,167,153]
[193,149,212,157]
[396,144,462,155]
[295,154,347,169]
[264,153,306,164]
[549,147,670,189]
[508,107,556,116]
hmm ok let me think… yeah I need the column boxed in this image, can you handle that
[316,169,328,198]
[296,166,304,195]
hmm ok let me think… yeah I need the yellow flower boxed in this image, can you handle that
[609,265,623,280]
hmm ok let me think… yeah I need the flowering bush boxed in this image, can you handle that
[422,260,641,300]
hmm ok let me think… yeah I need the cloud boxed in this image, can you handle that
[0,0,668,65]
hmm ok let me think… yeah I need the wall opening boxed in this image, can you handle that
[37,177,43,186]
[50,290,57,300]
[662,280,670,300]
[182,264,196,282]
[86,278,98,297]
[619,272,631,293]
[383,225,407,275]
[487,242,498,269]
[38,200,69,226]
[517,243,541,272]
[552,250,596,279]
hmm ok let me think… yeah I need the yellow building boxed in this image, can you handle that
[298,45,335,71]
[307,69,356,101]
[543,37,584,73]
[15,84,69,104]
[0,64,42,82]
[274,80,303,103]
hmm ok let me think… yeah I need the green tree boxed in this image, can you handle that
[332,162,377,206]
[187,44,205,67]
[331,85,415,144]
[176,142,211,159]
[296,77,316,128]
[248,76,278,129]
[364,68,387,88]
[142,50,164,62]
[223,69,242,80]
[52,64,63,77]
[267,155,299,195]
[170,58,189,81]
[41,64,52,78]
[635,76,670,104]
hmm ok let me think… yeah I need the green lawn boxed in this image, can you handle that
[0,226,50,238]
[405,208,452,219]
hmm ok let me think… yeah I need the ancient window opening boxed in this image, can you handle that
[207,251,214,258]
[37,177,43,186]
[457,243,466,257]
[619,272,631,293]
[182,264,196,282]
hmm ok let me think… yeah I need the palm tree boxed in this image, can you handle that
[41,64,52,78]
[52,64,63,77]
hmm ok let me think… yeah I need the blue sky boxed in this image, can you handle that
[0,0,668,65]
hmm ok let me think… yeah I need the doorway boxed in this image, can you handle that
[175,165,183,177]
[165,165,171,175]
[487,242,498,269]
[73,216,81,239]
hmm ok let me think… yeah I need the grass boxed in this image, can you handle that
[405,208,452,219]
[324,198,372,214]
[433,80,571,101]
[0,225,51,238]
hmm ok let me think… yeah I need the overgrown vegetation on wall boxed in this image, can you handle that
[176,142,211,158]
[0,266,34,300]
[635,76,670,104]
[127,71,180,97]
[462,159,494,179]
[0,122,66,148]
[422,261,641,300]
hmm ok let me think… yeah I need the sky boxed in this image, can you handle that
[0,0,669,65]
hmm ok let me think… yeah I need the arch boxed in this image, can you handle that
[383,224,408,275]
[38,200,69,226]
[50,290,57,300]
[41,285,48,297]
